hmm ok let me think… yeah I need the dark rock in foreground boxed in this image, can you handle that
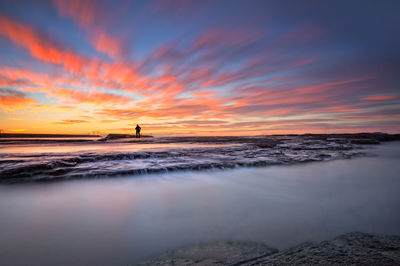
[246,232,400,265]
[139,241,277,265]
[139,232,400,265]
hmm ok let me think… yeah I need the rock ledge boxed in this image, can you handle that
[139,232,400,265]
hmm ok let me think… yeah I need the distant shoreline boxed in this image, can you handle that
[0,133,100,138]
[1,132,399,140]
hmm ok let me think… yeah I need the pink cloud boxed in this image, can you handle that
[361,95,399,101]
[53,0,127,59]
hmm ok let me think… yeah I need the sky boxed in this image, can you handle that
[0,0,399,136]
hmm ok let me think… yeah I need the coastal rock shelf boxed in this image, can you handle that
[140,241,278,265]
[140,232,400,265]
[98,134,154,141]
[0,133,399,182]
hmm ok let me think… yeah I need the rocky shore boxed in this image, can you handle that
[140,232,400,265]
[98,134,154,141]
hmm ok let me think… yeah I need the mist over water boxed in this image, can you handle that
[0,142,399,266]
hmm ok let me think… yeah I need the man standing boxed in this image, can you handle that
[135,124,141,138]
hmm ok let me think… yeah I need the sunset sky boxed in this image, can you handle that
[0,0,399,135]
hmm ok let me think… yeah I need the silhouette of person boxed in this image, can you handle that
[135,124,141,138]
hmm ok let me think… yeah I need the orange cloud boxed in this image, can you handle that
[92,32,124,58]
[0,65,135,106]
[192,91,215,97]
[0,89,36,111]
[53,88,132,105]
[0,14,86,72]
[307,106,362,114]
[53,119,89,125]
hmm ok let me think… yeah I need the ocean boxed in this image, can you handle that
[0,136,399,265]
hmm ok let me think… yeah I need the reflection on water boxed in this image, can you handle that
[0,141,230,154]
[0,142,399,266]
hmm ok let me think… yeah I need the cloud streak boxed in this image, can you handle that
[0,88,35,111]
[53,119,89,125]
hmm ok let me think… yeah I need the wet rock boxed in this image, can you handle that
[245,232,400,265]
[99,134,154,141]
[138,241,278,265]
[350,139,381,144]
[253,139,282,148]
[304,133,400,143]
[139,232,400,266]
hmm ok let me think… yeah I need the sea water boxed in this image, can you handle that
[0,138,399,265]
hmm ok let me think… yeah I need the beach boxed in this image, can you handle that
[0,137,399,265]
